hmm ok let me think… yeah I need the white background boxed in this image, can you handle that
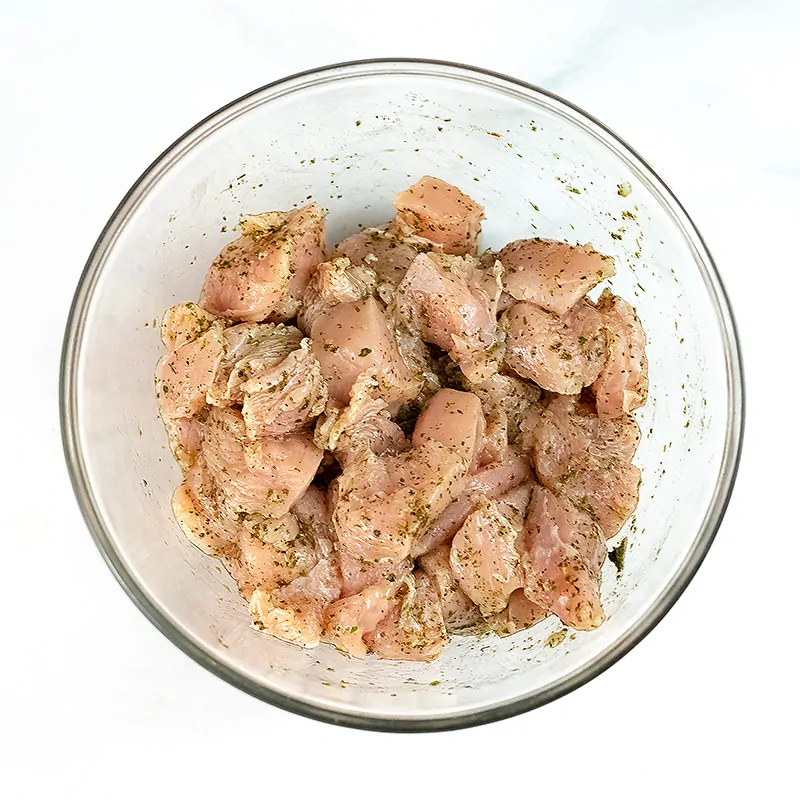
[2,1,798,797]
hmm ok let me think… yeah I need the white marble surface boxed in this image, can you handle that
[1,1,797,797]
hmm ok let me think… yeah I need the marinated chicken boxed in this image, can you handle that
[156,177,649,661]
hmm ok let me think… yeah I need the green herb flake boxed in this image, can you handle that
[609,537,628,574]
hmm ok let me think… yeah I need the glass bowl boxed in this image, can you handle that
[60,59,744,731]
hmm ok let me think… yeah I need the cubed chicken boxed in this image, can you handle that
[450,498,522,616]
[163,414,205,470]
[233,521,319,600]
[337,551,411,598]
[291,484,331,541]
[314,372,408,466]
[172,456,240,555]
[519,484,607,631]
[412,388,485,471]
[503,300,607,393]
[249,537,342,648]
[532,394,641,538]
[498,238,616,315]
[364,570,449,662]
[241,339,328,439]
[207,322,302,406]
[323,576,406,658]
[157,303,226,420]
[202,407,322,518]
[311,296,420,405]
[418,543,483,633]
[298,257,377,334]
[487,588,548,637]
[411,449,533,557]
[469,372,543,458]
[590,289,649,419]
[333,227,439,289]
[393,251,502,383]
[199,203,326,323]
[391,176,484,256]
[331,439,469,562]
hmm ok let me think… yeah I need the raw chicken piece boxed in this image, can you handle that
[418,544,483,633]
[234,523,318,599]
[163,415,205,470]
[411,389,485,471]
[411,449,532,557]
[487,589,548,637]
[172,456,240,555]
[364,570,449,661]
[498,238,616,315]
[249,537,342,647]
[519,484,606,631]
[323,576,407,658]
[314,373,408,466]
[311,296,420,405]
[199,203,326,323]
[532,394,641,538]
[338,551,411,597]
[291,484,331,541]
[495,481,535,532]
[450,498,522,616]
[391,176,484,256]
[503,300,607,393]
[297,257,377,334]
[333,226,439,287]
[332,440,469,562]
[202,407,322,518]
[591,289,649,419]
[157,303,226,419]
[393,251,502,382]
[207,322,302,406]
[469,372,543,457]
[241,339,328,439]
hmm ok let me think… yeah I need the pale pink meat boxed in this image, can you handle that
[332,440,468,562]
[469,372,543,457]
[234,522,318,600]
[411,449,532,557]
[311,296,420,405]
[202,407,322,518]
[503,300,607,393]
[450,498,522,616]
[333,227,439,288]
[323,576,406,658]
[297,257,377,334]
[518,484,606,631]
[314,373,408,467]
[291,484,331,541]
[418,544,483,633]
[163,415,205,469]
[172,456,240,555]
[249,537,342,647]
[364,570,449,662]
[532,394,641,538]
[498,238,616,315]
[412,389,485,471]
[199,204,326,323]
[157,303,226,420]
[393,251,502,382]
[591,289,649,419]
[391,176,484,256]
[338,551,411,597]
[488,588,548,637]
[241,339,328,439]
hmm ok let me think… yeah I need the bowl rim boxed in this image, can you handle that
[60,57,745,733]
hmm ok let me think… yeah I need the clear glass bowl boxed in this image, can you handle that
[61,60,744,731]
